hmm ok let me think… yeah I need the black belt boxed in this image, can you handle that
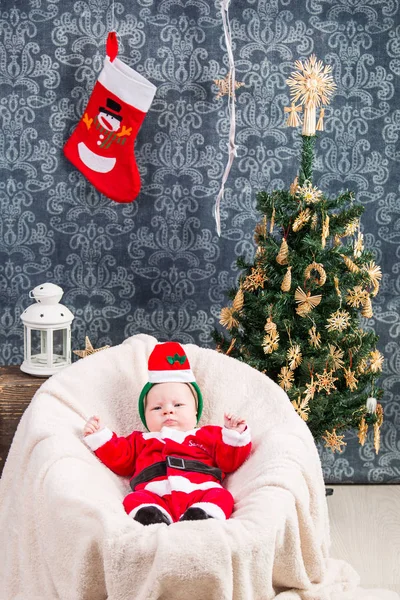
[130,456,223,491]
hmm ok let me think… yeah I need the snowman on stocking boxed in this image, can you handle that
[64,32,157,203]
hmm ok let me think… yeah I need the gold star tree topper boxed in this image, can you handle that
[73,336,110,358]
[286,54,336,136]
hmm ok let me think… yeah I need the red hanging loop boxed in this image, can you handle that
[106,31,118,62]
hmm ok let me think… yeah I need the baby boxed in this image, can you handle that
[83,341,251,525]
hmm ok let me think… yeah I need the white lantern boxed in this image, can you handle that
[20,283,74,376]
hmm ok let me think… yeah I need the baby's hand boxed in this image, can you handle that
[83,415,102,437]
[224,413,247,433]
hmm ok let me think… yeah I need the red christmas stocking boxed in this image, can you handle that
[64,32,157,203]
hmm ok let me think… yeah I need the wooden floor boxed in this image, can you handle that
[328,485,400,593]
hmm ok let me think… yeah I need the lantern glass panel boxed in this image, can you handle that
[30,329,48,365]
[52,329,68,364]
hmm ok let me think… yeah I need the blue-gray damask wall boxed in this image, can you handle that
[0,0,399,483]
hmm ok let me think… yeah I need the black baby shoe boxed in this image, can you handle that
[134,506,170,525]
[179,507,211,521]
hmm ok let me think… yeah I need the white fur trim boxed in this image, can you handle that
[222,426,251,447]
[84,427,113,451]
[128,503,172,523]
[141,431,166,443]
[189,502,226,521]
[162,427,197,444]
[142,427,197,443]
[148,369,196,383]
[99,57,156,113]
[144,476,222,497]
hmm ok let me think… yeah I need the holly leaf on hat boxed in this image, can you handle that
[167,353,187,365]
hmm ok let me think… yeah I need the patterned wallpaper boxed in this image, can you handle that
[0,0,399,483]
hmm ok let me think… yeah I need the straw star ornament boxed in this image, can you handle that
[73,336,110,358]
[316,369,338,395]
[322,429,346,453]
[286,54,336,136]
[291,395,310,421]
[214,74,244,99]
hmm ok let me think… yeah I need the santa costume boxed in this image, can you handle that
[84,341,251,524]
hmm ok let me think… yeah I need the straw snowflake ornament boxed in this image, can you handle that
[286,54,336,136]
[322,429,346,453]
[291,395,310,421]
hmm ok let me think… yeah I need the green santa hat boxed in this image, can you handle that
[138,341,203,429]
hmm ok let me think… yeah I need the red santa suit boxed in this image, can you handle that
[84,423,251,523]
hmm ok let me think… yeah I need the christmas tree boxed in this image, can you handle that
[216,56,384,454]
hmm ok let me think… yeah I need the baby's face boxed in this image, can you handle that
[145,382,198,432]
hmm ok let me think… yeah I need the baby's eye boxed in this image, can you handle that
[152,406,162,411]
[175,403,183,407]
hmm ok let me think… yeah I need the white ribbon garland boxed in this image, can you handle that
[214,0,238,236]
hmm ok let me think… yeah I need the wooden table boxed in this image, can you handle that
[0,366,47,476]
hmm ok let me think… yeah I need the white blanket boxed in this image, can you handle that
[0,334,397,600]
